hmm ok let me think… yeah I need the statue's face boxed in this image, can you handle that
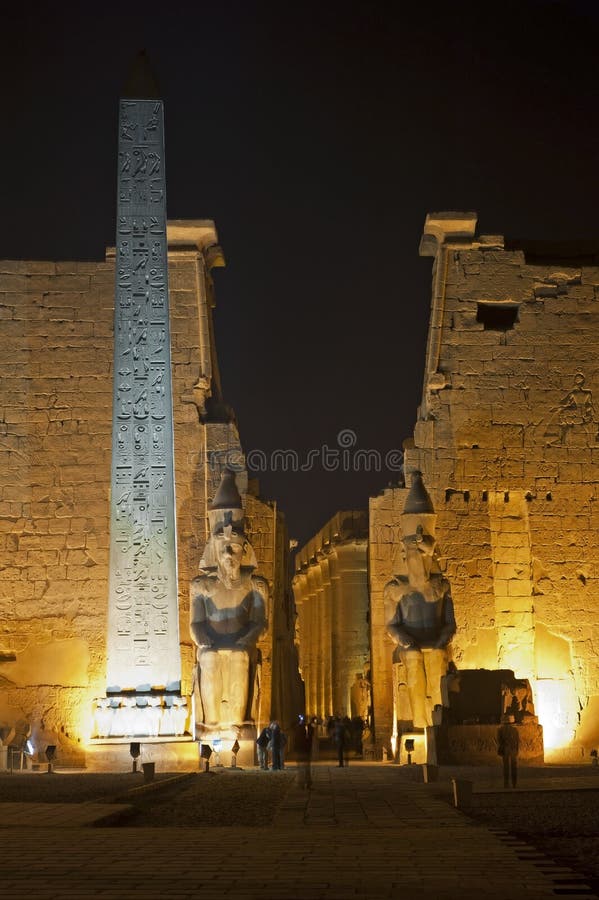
[214,534,244,581]
[403,529,435,560]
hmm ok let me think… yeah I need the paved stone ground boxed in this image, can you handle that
[0,764,596,899]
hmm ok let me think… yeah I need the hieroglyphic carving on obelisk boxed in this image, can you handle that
[106,83,180,694]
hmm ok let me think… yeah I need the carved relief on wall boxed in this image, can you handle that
[543,372,598,446]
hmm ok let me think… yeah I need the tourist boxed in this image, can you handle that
[256,725,271,770]
[332,716,350,767]
[270,720,285,770]
[351,716,365,757]
[294,715,314,789]
[310,716,320,762]
[497,718,520,788]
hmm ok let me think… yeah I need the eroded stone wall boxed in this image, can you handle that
[0,223,300,764]
[0,256,119,758]
[0,227,231,760]
[397,214,599,758]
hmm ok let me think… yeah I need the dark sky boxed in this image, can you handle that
[2,1,599,544]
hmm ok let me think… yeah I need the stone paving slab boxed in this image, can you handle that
[275,765,478,827]
[0,801,133,827]
[0,764,596,899]
[0,825,593,899]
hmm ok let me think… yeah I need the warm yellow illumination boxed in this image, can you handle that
[534,678,577,751]
[76,699,95,745]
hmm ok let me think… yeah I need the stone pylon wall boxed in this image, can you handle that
[397,213,599,759]
[0,221,294,761]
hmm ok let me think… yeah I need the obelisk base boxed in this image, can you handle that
[90,694,192,740]
[85,739,197,772]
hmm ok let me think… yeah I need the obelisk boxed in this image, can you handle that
[106,54,180,697]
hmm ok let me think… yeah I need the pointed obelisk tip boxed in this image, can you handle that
[122,49,161,99]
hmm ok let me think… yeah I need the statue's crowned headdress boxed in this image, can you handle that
[208,467,245,535]
[200,467,257,569]
[401,470,436,542]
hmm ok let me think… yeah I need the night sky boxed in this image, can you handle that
[2,1,599,545]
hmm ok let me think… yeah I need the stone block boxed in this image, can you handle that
[558,463,583,482]
[0,274,91,293]
[437,722,543,764]
[493,563,528,580]
[494,532,525,548]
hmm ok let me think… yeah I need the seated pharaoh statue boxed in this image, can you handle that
[384,471,456,729]
[190,469,268,731]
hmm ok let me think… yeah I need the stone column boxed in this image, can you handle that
[320,555,334,717]
[329,551,344,716]
[313,561,327,719]
[332,542,369,717]
[292,571,309,715]
[292,512,369,723]
[305,566,319,716]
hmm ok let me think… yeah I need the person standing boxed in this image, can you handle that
[294,715,314,789]
[256,725,271,770]
[310,716,320,762]
[332,716,350,767]
[497,719,520,788]
[270,721,284,770]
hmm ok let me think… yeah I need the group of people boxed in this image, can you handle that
[256,721,287,770]
[256,713,369,785]
[255,715,317,786]
[325,715,366,765]
[257,713,520,790]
